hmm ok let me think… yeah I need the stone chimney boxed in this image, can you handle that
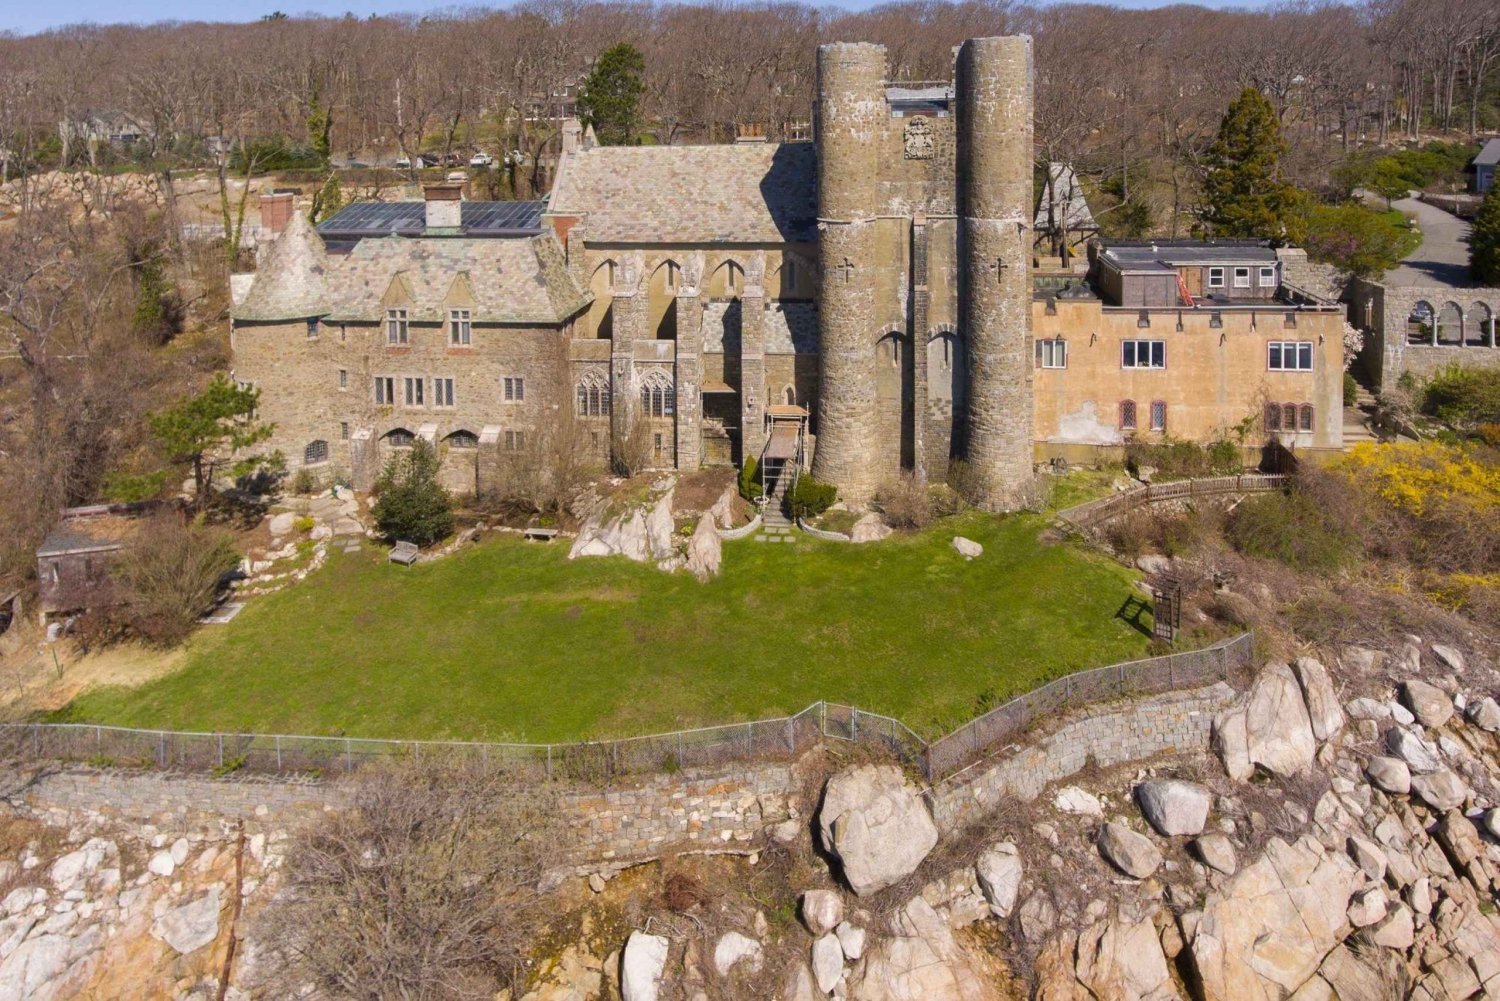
[260,191,294,236]
[422,182,463,232]
[561,118,583,155]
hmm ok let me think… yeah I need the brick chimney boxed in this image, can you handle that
[259,191,294,236]
[422,182,463,232]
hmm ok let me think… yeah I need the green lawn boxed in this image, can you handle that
[56,511,1152,742]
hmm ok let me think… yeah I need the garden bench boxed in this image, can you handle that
[522,527,559,542]
[389,541,420,565]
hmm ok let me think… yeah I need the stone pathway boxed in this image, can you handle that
[756,497,799,545]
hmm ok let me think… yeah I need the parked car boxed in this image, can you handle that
[394,154,411,169]
[469,151,495,168]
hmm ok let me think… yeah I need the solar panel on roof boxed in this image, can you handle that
[316,201,544,238]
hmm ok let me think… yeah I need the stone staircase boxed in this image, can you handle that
[756,473,797,544]
[1342,373,1380,448]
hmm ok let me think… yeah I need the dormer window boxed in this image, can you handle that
[449,308,471,346]
[386,308,409,345]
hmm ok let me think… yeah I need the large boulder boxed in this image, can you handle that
[812,933,844,994]
[685,514,721,581]
[621,932,670,1001]
[1097,823,1162,879]
[974,843,1023,919]
[1466,697,1500,732]
[1409,769,1469,811]
[150,887,221,955]
[1401,679,1453,728]
[800,890,844,936]
[951,537,983,559]
[819,765,938,896]
[645,489,676,560]
[1073,914,1182,1001]
[1384,728,1442,773]
[850,513,892,544]
[1293,657,1345,742]
[848,897,998,1001]
[1213,663,1317,780]
[1364,756,1411,795]
[712,931,762,976]
[1192,833,1238,876]
[1190,836,1361,1001]
[1135,780,1212,837]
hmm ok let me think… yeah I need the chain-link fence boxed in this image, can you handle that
[922,633,1252,781]
[2,636,1251,786]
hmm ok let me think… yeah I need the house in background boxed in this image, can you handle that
[1471,138,1499,194]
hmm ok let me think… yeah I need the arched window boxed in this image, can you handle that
[1437,302,1463,345]
[1264,402,1282,432]
[383,428,415,448]
[1119,400,1137,431]
[784,385,797,406]
[639,370,675,418]
[1149,400,1167,432]
[1406,301,1434,345]
[1282,403,1298,431]
[445,430,478,449]
[304,439,329,465]
[1298,404,1314,432]
[711,260,744,298]
[576,371,611,417]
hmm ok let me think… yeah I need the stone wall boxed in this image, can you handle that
[1347,277,1500,391]
[927,682,1237,832]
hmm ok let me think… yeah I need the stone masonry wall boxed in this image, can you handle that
[927,681,1237,832]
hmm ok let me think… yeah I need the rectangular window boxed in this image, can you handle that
[340,421,350,440]
[404,376,424,407]
[654,432,664,457]
[1035,339,1067,369]
[1233,267,1251,289]
[448,308,471,346]
[433,377,455,407]
[1150,400,1167,432]
[1120,400,1137,431]
[504,430,525,450]
[1122,340,1165,369]
[374,376,395,405]
[338,369,347,389]
[1259,266,1276,287]
[1207,267,1225,288]
[1268,341,1314,371]
[386,308,409,345]
[306,318,319,339]
[503,376,525,402]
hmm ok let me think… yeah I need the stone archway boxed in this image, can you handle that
[926,327,966,475]
[874,329,914,476]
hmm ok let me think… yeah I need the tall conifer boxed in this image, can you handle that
[1203,88,1294,240]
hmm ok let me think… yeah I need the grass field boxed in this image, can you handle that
[54,510,1154,743]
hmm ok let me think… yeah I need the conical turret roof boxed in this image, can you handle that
[232,210,330,321]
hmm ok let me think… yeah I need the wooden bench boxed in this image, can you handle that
[389,541,420,565]
[521,527,559,543]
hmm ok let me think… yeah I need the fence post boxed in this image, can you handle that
[677,732,684,771]
[158,732,166,769]
[546,745,553,781]
[344,738,352,772]
[275,735,282,771]
[851,710,860,743]
[217,734,224,769]
[745,722,753,759]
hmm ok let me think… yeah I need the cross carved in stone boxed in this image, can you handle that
[837,257,856,283]
[989,257,1010,284]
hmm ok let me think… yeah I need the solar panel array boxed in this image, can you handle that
[316,200,545,239]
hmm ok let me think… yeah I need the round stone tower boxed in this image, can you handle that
[956,35,1034,509]
[810,42,886,505]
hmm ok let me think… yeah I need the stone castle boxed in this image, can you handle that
[231,36,1349,506]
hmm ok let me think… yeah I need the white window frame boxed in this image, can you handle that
[374,376,395,406]
[433,377,456,408]
[1036,338,1067,369]
[386,308,409,345]
[404,376,425,408]
[502,376,525,402]
[448,308,471,346]
[1268,341,1314,371]
[1259,266,1276,287]
[1233,267,1251,289]
[1121,339,1165,370]
[1207,267,1225,288]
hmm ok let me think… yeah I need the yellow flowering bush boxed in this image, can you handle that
[1334,441,1500,519]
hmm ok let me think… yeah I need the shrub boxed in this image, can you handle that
[1344,372,1359,407]
[289,468,316,495]
[1127,438,1241,479]
[1226,483,1362,574]
[115,513,240,646]
[875,472,932,529]
[1206,439,1244,474]
[292,515,315,535]
[738,457,762,501]
[372,440,453,547]
[945,459,986,508]
[1421,365,1500,432]
[788,476,836,520]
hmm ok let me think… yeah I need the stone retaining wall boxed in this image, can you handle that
[927,681,1236,832]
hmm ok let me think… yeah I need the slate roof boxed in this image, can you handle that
[37,514,138,557]
[1034,163,1097,234]
[547,142,817,244]
[232,211,330,321]
[321,233,588,325]
[1473,138,1500,167]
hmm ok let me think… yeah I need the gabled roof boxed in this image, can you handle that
[547,142,817,244]
[321,233,588,325]
[232,212,330,321]
[1473,138,1500,168]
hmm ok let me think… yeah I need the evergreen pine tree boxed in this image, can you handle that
[1203,87,1294,240]
[1472,184,1500,285]
[577,43,646,146]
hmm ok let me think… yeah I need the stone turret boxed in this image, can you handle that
[810,42,887,506]
[957,36,1035,509]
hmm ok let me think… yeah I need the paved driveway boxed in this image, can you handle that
[1382,194,1474,288]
